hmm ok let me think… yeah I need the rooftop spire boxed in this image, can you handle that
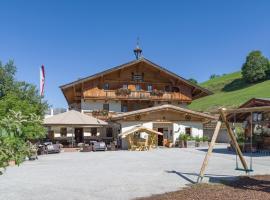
[133,37,142,60]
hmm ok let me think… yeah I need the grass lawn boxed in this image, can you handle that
[189,72,270,112]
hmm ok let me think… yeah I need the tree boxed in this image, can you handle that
[188,78,198,84]
[209,74,220,79]
[241,50,270,83]
[0,60,48,173]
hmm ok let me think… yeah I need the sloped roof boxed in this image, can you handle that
[112,104,217,121]
[60,58,212,96]
[227,98,270,122]
[119,126,163,138]
[44,110,107,126]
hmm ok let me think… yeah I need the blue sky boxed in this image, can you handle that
[1,0,270,108]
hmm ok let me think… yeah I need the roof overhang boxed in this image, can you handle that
[111,104,217,121]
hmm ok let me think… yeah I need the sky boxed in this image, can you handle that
[1,0,270,108]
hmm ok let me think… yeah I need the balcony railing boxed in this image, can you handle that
[83,90,190,101]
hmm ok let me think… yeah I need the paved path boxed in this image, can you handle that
[0,145,269,200]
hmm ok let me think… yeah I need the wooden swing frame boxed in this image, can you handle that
[197,106,270,183]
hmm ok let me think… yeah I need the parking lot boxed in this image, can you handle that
[0,145,269,200]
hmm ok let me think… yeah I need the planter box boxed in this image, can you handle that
[179,141,186,148]
[195,142,200,147]
[200,141,209,147]
[186,140,196,148]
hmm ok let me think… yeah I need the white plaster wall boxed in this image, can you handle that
[118,120,203,148]
[173,122,203,143]
[81,100,121,112]
[51,126,74,138]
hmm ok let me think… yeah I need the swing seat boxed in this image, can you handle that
[235,167,254,172]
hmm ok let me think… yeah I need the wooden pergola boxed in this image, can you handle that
[197,106,270,183]
[119,126,163,151]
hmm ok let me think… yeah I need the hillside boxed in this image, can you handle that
[189,72,270,112]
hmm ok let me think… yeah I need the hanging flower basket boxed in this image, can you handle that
[92,110,109,117]
[150,89,164,96]
[115,88,131,96]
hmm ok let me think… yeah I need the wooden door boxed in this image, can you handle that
[157,128,164,146]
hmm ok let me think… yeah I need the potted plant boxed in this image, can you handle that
[115,88,131,96]
[179,133,188,148]
[195,136,201,147]
[165,139,173,148]
[186,136,196,148]
[200,136,209,147]
[101,110,109,116]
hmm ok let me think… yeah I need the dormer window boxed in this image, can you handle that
[103,83,109,90]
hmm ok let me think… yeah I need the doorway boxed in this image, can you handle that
[74,128,83,144]
[157,128,164,146]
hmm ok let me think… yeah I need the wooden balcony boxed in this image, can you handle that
[83,90,191,102]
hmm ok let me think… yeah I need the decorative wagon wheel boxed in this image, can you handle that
[135,115,141,121]
[185,114,191,121]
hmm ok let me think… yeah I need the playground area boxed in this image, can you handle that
[0,144,269,200]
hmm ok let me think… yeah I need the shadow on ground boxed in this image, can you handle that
[223,176,270,193]
[167,170,270,192]
[166,170,237,185]
[196,148,270,157]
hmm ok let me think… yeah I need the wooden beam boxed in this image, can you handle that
[219,108,249,171]
[197,120,222,183]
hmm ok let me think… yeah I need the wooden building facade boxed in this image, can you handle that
[58,55,213,148]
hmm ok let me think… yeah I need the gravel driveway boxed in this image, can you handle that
[0,145,269,200]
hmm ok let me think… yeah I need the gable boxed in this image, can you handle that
[112,104,216,122]
[60,58,212,104]
[118,109,206,122]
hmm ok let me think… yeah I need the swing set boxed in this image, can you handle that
[197,106,270,183]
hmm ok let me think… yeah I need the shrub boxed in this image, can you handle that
[194,136,201,142]
[202,136,209,142]
[179,133,188,141]
[241,50,270,83]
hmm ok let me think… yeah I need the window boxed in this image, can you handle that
[123,84,128,89]
[185,127,192,136]
[147,84,153,92]
[91,128,97,136]
[103,83,109,90]
[106,127,113,137]
[121,105,128,112]
[135,84,141,91]
[60,128,67,137]
[103,103,109,111]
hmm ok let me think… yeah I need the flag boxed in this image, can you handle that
[40,65,45,96]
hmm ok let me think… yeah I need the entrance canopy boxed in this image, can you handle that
[44,110,107,127]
